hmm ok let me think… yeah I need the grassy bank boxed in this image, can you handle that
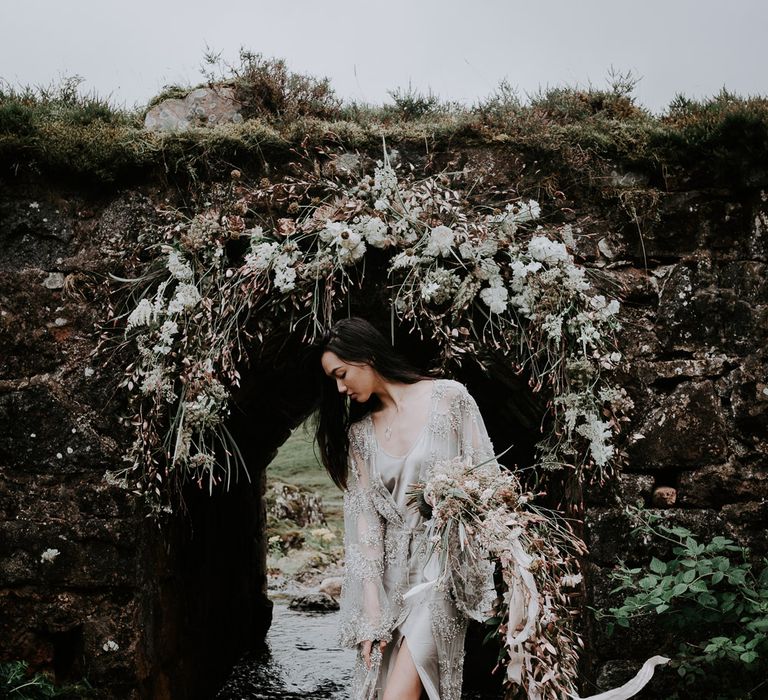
[2,54,767,190]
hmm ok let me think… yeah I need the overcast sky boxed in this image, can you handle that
[1,0,766,114]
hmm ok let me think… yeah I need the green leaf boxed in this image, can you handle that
[671,583,688,597]
[656,603,670,614]
[740,650,758,664]
[682,569,696,584]
[711,571,724,585]
[650,557,666,575]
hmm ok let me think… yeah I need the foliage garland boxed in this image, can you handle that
[106,140,631,522]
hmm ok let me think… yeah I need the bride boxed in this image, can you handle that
[315,317,491,699]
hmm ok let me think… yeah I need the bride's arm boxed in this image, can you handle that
[337,423,394,649]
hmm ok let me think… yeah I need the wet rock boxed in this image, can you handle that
[288,592,339,612]
[319,576,343,600]
[145,87,243,132]
[620,474,655,506]
[628,380,727,469]
[655,262,766,353]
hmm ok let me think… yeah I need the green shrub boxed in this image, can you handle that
[596,506,768,699]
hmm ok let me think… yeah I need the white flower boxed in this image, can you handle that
[590,295,607,310]
[102,640,119,652]
[419,268,460,305]
[390,251,422,270]
[140,367,176,402]
[575,414,615,466]
[357,216,389,248]
[425,225,455,257]
[374,198,389,211]
[159,319,178,344]
[167,283,201,314]
[515,199,541,223]
[458,241,476,260]
[274,265,297,292]
[167,250,194,281]
[528,236,570,264]
[127,299,154,329]
[475,258,501,281]
[40,548,60,564]
[563,265,590,292]
[542,313,564,342]
[479,280,509,314]
[244,242,279,271]
[247,225,265,246]
[372,162,398,199]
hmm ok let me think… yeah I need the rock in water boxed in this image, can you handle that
[288,593,339,612]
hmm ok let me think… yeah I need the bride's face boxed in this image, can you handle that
[321,350,377,403]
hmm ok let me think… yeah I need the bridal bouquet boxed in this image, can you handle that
[407,455,587,700]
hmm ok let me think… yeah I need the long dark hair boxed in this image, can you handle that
[313,317,427,490]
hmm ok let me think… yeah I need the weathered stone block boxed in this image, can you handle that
[627,380,727,469]
[678,459,768,507]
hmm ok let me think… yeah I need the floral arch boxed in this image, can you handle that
[106,139,632,698]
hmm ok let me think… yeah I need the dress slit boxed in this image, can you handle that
[390,632,439,700]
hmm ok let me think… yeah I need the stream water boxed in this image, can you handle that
[215,598,503,699]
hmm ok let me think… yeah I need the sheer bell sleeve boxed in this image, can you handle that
[453,382,502,476]
[337,423,394,648]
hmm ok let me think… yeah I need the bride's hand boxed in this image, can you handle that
[361,639,387,669]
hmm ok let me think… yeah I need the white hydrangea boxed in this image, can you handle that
[357,216,389,248]
[515,199,541,223]
[528,236,571,264]
[479,279,509,314]
[127,299,154,329]
[167,283,201,314]
[245,242,279,271]
[542,313,564,342]
[167,250,194,282]
[274,265,297,292]
[563,265,590,292]
[575,414,615,466]
[425,225,455,257]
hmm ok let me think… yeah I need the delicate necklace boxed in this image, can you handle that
[384,409,399,440]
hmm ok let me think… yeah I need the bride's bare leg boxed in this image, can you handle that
[382,638,423,700]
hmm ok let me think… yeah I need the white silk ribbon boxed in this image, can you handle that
[572,655,671,700]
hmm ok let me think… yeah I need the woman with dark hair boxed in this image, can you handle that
[315,317,499,700]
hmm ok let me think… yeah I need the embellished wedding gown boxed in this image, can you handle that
[338,379,498,700]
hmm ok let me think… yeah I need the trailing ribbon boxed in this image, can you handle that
[572,655,671,700]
